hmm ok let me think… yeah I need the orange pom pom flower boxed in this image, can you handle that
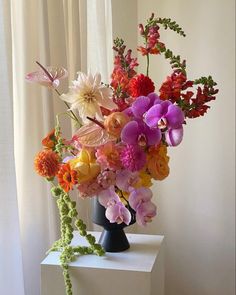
[34,150,60,178]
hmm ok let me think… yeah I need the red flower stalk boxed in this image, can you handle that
[111,38,139,110]
[159,72,218,118]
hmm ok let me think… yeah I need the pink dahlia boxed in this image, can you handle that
[120,144,146,172]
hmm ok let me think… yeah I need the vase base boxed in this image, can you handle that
[99,229,130,252]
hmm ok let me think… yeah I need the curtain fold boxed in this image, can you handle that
[0,0,113,294]
[87,0,113,82]
[0,1,25,294]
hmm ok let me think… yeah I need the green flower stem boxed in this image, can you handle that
[156,43,186,75]
[146,53,150,77]
[74,219,105,256]
[62,265,73,295]
[155,17,186,37]
[194,76,217,87]
[54,115,79,157]
[54,88,80,124]
[50,185,105,295]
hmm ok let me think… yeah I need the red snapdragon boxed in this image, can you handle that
[159,72,218,118]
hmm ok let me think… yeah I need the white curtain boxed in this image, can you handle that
[0,0,113,294]
[0,1,25,294]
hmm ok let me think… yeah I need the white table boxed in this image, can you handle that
[41,231,165,295]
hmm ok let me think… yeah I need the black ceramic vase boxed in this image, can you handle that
[92,197,136,252]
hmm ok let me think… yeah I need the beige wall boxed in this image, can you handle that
[112,0,235,294]
[111,0,137,53]
[137,1,235,295]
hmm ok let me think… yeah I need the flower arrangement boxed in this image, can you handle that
[27,14,218,295]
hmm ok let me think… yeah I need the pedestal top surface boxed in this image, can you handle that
[41,231,164,272]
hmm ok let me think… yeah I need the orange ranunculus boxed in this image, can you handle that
[147,144,170,180]
[34,150,60,178]
[57,163,78,192]
[104,112,130,138]
[42,129,57,149]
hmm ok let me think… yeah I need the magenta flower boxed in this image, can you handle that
[145,100,184,130]
[123,107,134,118]
[165,126,184,146]
[131,93,160,119]
[121,120,161,147]
[145,100,185,146]
[120,144,146,172]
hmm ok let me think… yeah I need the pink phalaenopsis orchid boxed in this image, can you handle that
[129,187,157,226]
[98,187,118,208]
[98,187,131,225]
[116,170,139,192]
[105,202,131,225]
[136,202,157,226]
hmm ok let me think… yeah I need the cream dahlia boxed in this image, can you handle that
[61,72,116,123]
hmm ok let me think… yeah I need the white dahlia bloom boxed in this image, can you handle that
[61,72,116,123]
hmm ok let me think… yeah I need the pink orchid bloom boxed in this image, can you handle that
[136,201,157,226]
[105,202,131,225]
[98,186,119,208]
[116,170,140,192]
[129,187,157,226]
[165,126,184,146]
[129,187,153,210]
[98,187,131,225]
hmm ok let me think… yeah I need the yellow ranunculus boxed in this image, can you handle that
[69,149,100,184]
[133,170,153,188]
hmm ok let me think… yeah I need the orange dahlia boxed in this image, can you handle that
[34,150,60,178]
[57,163,78,192]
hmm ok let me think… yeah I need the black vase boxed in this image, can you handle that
[92,197,136,252]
